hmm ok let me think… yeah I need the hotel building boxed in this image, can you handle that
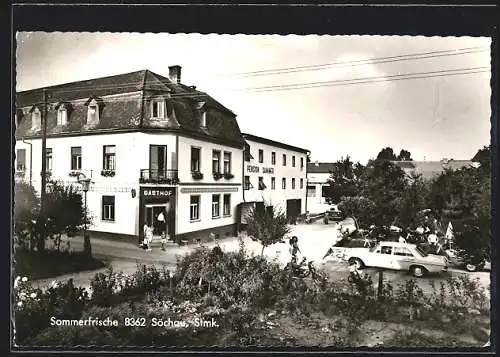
[14,67,310,244]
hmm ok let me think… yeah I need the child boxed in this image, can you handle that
[160,232,167,251]
[145,225,153,251]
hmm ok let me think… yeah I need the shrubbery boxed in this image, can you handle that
[13,241,490,347]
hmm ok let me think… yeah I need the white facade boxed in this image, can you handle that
[242,136,308,217]
[176,136,244,237]
[15,132,244,239]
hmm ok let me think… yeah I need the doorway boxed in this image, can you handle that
[145,204,168,237]
[150,145,167,179]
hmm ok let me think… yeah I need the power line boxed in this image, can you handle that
[20,46,490,94]
[230,66,490,92]
[218,46,489,77]
[243,69,489,94]
[17,66,489,107]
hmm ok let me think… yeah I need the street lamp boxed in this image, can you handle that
[77,174,93,257]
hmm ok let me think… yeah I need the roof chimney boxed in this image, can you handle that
[168,65,182,84]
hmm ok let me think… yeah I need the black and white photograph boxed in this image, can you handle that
[13,30,493,348]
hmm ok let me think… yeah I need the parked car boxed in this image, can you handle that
[343,241,448,277]
[327,237,376,259]
[324,206,344,222]
[444,248,491,272]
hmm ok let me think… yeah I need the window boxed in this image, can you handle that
[244,143,253,162]
[200,111,207,127]
[102,196,115,221]
[300,157,304,170]
[282,178,286,189]
[31,108,41,130]
[212,194,220,218]
[212,150,221,174]
[307,185,316,197]
[190,195,200,221]
[381,246,393,255]
[152,99,165,119]
[191,147,201,172]
[87,99,99,125]
[292,156,296,167]
[258,149,264,163]
[57,107,68,126]
[282,154,287,166]
[394,247,414,257]
[258,177,266,190]
[16,149,26,171]
[271,152,276,165]
[103,145,116,171]
[223,194,231,216]
[71,147,82,170]
[292,178,296,189]
[271,177,276,189]
[45,148,53,172]
[223,152,232,174]
[244,176,253,190]
[300,178,304,189]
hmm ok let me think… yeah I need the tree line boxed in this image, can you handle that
[326,146,491,254]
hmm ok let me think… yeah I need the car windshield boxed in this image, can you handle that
[415,245,428,257]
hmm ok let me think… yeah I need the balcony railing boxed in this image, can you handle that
[140,169,179,184]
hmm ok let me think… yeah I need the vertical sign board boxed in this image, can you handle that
[139,187,176,241]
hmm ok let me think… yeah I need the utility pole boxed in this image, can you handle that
[38,88,48,252]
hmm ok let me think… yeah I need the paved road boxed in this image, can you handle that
[34,220,491,299]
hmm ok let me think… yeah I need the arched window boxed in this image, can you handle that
[57,105,68,126]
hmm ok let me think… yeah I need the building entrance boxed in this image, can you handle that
[144,204,169,238]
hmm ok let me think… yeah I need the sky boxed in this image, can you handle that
[15,32,492,164]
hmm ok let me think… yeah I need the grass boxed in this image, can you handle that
[14,249,108,280]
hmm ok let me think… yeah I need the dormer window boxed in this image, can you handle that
[31,107,41,130]
[57,107,68,126]
[201,111,207,127]
[86,98,100,125]
[151,99,166,120]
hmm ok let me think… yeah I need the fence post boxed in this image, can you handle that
[377,270,384,299]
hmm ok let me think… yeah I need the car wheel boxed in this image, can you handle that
[410,265,426,278]
[349,258,364,270]
[465,263,478,272]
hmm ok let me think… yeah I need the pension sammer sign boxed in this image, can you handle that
[246,165,274,174]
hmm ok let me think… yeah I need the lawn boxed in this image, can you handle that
[14,249,108,280]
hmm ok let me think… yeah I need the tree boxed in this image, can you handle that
[327,156,366,203]
[337,196,377,229]
[14,183,40,251]
[245,203,292,256]
[44,180,87,252]
[472,145,491,175]
[376,147,397,161]
[396,149,413,161]
[360,160,409,226]
[396,172,429,228]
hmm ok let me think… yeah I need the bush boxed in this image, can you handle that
[89,264,172,307]
[14,277,89,345]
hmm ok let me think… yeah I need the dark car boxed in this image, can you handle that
[324,206,344,223]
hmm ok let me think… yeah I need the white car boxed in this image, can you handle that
[343,241,448,277]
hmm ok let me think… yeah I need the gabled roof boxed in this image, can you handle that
[307,162,337,173]
[15,69,244,147]
[241,133,310,154]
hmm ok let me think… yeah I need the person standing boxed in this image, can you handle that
[145,225,154,251]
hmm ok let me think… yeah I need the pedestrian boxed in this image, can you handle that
[145,225,153,251]
[141,223,148,247]
[160,231,167,251]
[289,236,301,260]
[305,211,311,224]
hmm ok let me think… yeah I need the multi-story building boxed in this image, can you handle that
[240,133,309,222]
[15,67,245,243]
[306,161,335,208]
